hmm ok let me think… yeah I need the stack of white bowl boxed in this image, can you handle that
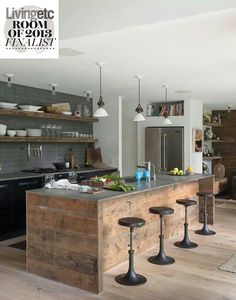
[0,124,7,136]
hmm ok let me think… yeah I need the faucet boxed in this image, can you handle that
[151,163,157,181]
[137,161,155,181]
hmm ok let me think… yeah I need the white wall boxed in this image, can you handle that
[93,96,120,168]
[94,97,203,176]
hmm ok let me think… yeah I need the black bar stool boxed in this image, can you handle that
[115,217,147,285]
[148,207,175,265]
[174,199,198,249]
[195,192,216,235]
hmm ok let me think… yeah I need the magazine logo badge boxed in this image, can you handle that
[0,0,58,59]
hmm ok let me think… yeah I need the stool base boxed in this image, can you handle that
[174,240,198,249]
[195,228,216,236]
[115,272,147,286]
[148,253,175,265]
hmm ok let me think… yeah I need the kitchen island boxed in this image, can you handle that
[26,174,214,294]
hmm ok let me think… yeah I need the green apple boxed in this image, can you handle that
[173,168,178,172]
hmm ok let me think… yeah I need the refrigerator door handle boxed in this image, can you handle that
[163,133,167,171]
[159,134,163,171]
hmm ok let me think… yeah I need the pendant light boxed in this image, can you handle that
[162,85,172,125]
[4,73,15,88]
[133,75,145,122]
[50,83,58,96]
[94,62,108,117]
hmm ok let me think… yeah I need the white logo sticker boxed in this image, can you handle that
[0,0,58,59]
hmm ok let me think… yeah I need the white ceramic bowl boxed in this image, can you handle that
[62,111,72,116]
[27,129,42,137]
[0,124,7,136]
[18,105,42,111]
[16,130,27,137]
[7,130,16,137]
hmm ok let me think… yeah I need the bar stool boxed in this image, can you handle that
[174,199,198,249]
[195,192,216,235]
[115,217,147,285]
[148,207,175,265]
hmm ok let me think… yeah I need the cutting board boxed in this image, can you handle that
[52,103,71,113]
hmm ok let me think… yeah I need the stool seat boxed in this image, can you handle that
[149,207,174,216]
[176,199,197,207]
[196,192,214,198]
[118,217,146,228]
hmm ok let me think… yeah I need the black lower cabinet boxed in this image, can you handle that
[0,177,42,241]
[0,181,13,237]
[12,178,43,232]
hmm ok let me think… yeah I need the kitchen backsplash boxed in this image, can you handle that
[0,81,93,173]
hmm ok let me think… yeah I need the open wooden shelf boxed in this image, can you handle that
[203,156,222,161]
[0,136,98,143]
[0,109,98,123]
[203,139,235,143]
[203,122,223,127]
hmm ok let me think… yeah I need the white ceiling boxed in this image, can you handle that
[1,0,236,108]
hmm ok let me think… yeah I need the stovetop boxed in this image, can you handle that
[21,168,71,174]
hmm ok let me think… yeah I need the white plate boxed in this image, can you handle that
[18,105,42,111]
[0,102,17,107]
[62,111,72,116]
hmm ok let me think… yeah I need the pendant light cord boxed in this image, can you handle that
[99,66,102,98]
[165,86,168,104]
[138,78,140,105]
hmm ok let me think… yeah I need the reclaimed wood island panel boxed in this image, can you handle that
[26,174,214,294]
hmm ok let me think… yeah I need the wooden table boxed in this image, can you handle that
[26,174,214,294]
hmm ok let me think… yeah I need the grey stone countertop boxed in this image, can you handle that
[27,173,213,203]
[0,167,117,181]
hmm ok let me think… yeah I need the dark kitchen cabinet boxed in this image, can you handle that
[0,181,13,236]
[0,177,42,241]
[12,177,42,231]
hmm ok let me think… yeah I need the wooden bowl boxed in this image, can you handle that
[45,106,57,113]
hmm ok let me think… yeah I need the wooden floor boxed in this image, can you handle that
[0,202,236,300]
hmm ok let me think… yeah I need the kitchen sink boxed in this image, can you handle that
[123,176,145,183]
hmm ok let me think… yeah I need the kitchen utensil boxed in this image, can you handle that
[16,130,27,137]
[27,129,42,137]
[53,162,65,170]
[7,130,16,137]
[18,105,42,111]
[39,146,42,158]
[27,143,31,162]
[0,124,7,136]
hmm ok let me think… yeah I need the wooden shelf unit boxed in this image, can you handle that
[203,139,235,143]
[0,109,98,123]
[203,156,222,161]
[146,100,184,117]
[203,122,223,127]
[0,136,98,143]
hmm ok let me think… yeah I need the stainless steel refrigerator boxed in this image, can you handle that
[145,127,184,172]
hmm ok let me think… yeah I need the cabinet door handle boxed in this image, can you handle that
[0,184,8,189]
[18,181,40,187]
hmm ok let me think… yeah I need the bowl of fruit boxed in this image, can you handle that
[170,168,185,176]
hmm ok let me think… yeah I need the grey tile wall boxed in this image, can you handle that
[0,81,93,173]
